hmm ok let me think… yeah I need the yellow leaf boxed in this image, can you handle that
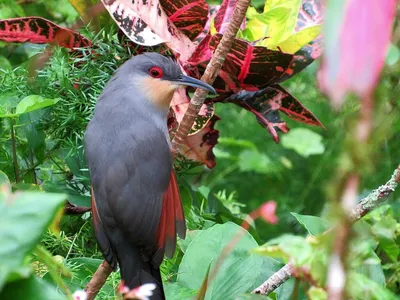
[263,25,321,54]
[243,19,269,41]
[264,0,302,41]
[210,17,217,35]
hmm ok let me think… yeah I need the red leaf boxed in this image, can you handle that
[0,17,92,49]
[180,115,220,169]
[319,0,396,105]
[213,85,324,143]
[296,0,323,31]
[193,5,218,43]
[213,0,246,34]
[101,0,196,62]
[160,0,209,41]
[167,89,217,167]
[276,85,324,128]
[171,88,214,129]
[186,34,294,93]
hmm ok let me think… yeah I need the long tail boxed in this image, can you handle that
[115,243,165,300]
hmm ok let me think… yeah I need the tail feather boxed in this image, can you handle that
[116,243,165,300]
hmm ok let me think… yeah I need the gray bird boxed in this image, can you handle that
[84,53,215,299]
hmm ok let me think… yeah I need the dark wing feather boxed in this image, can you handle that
[85,102,174,263]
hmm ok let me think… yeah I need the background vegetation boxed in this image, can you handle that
[0,0,399,299]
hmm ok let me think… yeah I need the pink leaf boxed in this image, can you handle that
[214,0,245,33]
[319,0,396,106]
[160,0,209,40]
[101,0,196,62]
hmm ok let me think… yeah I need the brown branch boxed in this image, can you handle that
[171,0,251,155]
[64,201,91,215]
[252,163,400,295]
[84,260,113,300]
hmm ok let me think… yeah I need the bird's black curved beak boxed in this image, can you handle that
[172,74,216,94]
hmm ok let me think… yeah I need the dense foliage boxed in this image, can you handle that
[0,0,399,299]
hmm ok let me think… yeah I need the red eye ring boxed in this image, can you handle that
[149,66,163,78]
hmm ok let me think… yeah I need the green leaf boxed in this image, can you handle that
[253,234,312,266]
[0,171,11,202]
[0,0,25,19]
[178,230,201,253]
[281,128,325,157]
[385,43,400,66]
[177,222,264,300]
[0,191,66,289]
[356,253,386,286]
[238,149,272,174]
[19,111,46,162]
[290,213,330,236]
[41,182,91,208]
[308,286,327,300]
[235,294,273,300]
[347,272,398,300]
[164,282,197,300]
[371,218,399,262]
[0,56,12,71]
[15,95,59,116]
[0,275,66,300]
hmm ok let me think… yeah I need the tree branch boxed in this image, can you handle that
[252,163,400,295]
[171,0,251,155]
[84,260,113,300]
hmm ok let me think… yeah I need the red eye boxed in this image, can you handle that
[149,66,163,78]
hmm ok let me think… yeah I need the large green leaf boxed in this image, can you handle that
[253,234,313,266]
[0,95,59,118]
[281,128,325,157]
[290,213,330,236]
[0,275,66,300]
[164,282,197,300]
[177,222,268,300]
[15,95,60,116]
[0,191,66,289]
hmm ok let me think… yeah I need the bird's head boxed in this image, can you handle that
[120,53,216,110]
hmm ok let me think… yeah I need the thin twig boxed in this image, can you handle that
[171,0,251,155]
[252,164,400,295]
[10,118,20,183]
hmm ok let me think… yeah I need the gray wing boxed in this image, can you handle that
[85,104,172,263]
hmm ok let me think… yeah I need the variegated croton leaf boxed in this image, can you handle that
[0,17,92,49]
[212,85,324,143]
[100,0,197,62]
